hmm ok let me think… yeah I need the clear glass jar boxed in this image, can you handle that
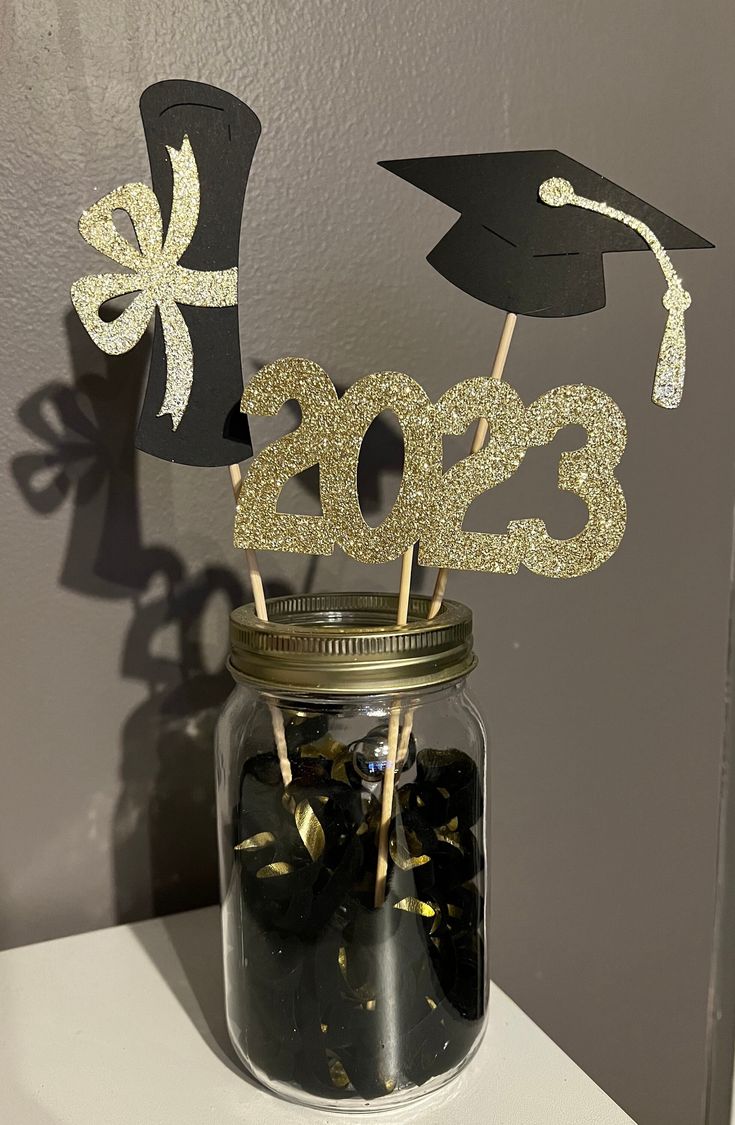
[215,593,488,1111]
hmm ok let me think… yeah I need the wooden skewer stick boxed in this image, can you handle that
[374,317,518,905]
[228,465,269,619]
[374,546,413,908]
[427,311,517,620]
[388,314,520,814]
[229,463,292,788]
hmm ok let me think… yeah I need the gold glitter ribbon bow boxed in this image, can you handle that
[70,136,237,429]
[539,177,691,409]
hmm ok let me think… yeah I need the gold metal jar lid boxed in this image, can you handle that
[228,592,476,695]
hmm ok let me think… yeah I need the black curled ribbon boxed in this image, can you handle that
[231,717,485,1098]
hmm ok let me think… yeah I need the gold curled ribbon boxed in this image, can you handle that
[390,831,430,870]
[299,736,346,760]
[393,896,436,918]
[338,946,375,1005]
[328,1056,351,1090]
[390,842,431,871]
[296,736,354,784]
[256,861,294,878]
[295,799,326,861]
[539,176,691,410]
[434,826,463,850]
[234,831,275,851]
[70,135,238,429]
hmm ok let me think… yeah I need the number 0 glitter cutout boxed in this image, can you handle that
[233,357,628,578]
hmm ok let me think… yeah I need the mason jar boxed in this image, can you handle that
[215,592,488,1111]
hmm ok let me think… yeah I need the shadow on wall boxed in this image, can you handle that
[10,312,414,930]
[10,310,296,926]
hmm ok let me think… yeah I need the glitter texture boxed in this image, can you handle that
[324,370,442,563]
[520,384,627,578]
[418,378,529,572]
[71,135,237,429]
[234,358,627,578]
[234,357,443,563]
[420,379,626,578]
[234,357,340,556]
[539,176,690,408]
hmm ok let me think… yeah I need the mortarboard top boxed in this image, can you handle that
[379,150,713,318]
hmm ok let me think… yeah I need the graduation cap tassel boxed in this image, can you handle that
[229,463,292,788]
[539,177,691,409]
[654,287,691,409]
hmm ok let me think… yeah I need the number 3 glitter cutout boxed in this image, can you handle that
[233,357,627,579]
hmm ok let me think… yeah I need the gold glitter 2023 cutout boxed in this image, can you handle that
[70,135,237,430]
[234,357,628,578]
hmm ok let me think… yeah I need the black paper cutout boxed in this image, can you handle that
[136,80,260,465]
[380,150,713,317]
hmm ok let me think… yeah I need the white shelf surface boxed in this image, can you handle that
[0,906,635,1124]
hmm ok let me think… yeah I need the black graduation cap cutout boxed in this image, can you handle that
[71,80,260,465]
[380,150,713,407]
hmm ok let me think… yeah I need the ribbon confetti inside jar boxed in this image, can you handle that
[215,592,488,1111]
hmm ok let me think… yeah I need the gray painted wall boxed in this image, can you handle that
[2,3,733,1123]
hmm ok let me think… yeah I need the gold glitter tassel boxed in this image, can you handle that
[539,176,691,409]
[653,285,691,409]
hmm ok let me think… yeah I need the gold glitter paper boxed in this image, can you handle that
[539,177,690,409]
[234,358,340,555]
[234,357,628,577]
[234,358,442,563]
[420,381,627,578]
[322,371,442,563]
[518,384,627,578]
[71,136,237,429]
[418,378,529,572]
[295,799,326,861]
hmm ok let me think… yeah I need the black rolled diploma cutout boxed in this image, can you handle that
[136,80,259,465]
[232,719,485,1100]
[379,149,712,317]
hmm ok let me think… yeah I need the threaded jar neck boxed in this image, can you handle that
[228,592,476,695]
